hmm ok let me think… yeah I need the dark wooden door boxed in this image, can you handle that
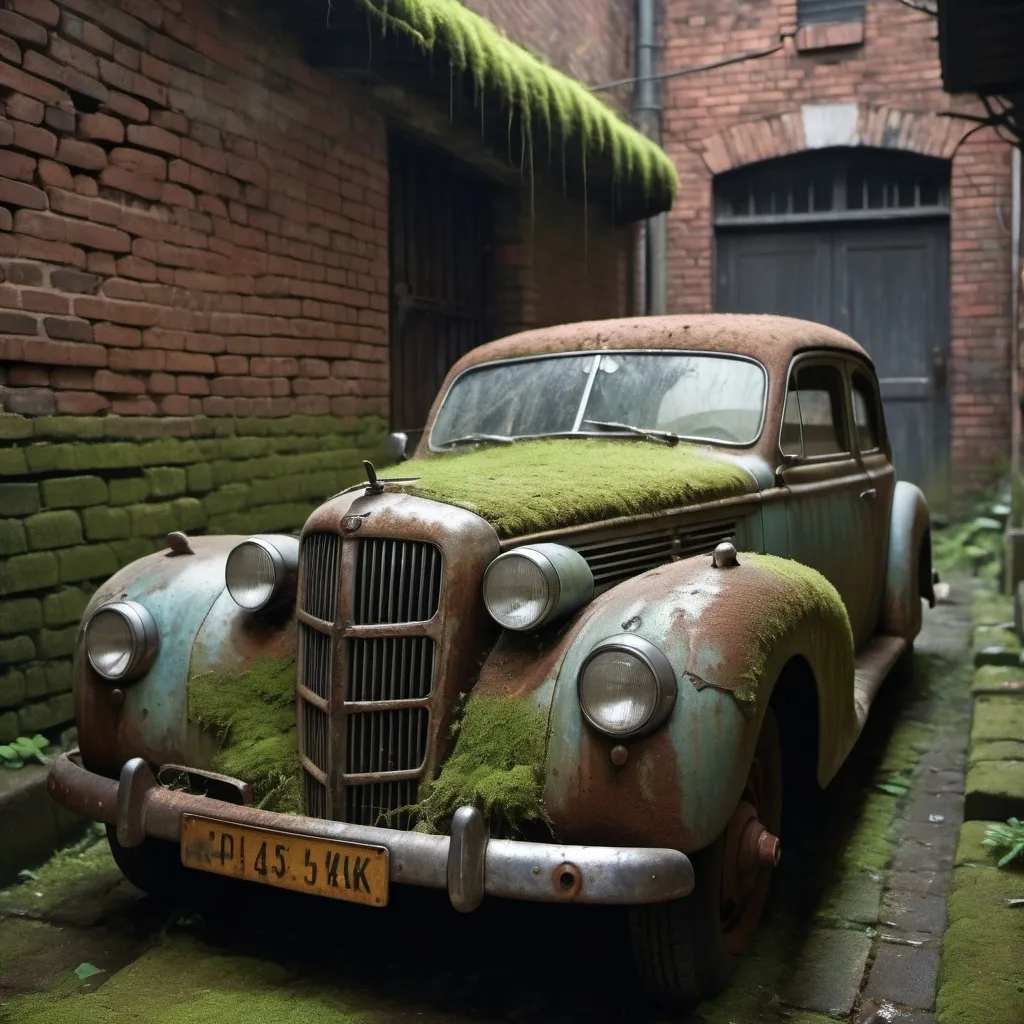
[717,221,950,508]
[389,138,492,447]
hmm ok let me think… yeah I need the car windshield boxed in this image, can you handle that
[430,351,767,449]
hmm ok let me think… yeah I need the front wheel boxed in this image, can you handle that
[105,824,184,901]
[629,709,782,1006]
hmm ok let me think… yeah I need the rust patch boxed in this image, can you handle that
[552,861,583,900]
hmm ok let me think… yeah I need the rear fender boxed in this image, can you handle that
[75,536,295,777]
[882,481,932,640]
[534,551,856,852]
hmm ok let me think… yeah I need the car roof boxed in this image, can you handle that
[448,314,871,376]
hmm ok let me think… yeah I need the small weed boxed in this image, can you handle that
[0,734,51,769]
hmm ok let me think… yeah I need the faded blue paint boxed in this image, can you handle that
[80,537,235,761]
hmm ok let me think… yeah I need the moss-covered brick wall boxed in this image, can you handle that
[0,411,386,743]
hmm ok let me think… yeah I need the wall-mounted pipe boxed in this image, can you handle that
[635,0,666,315]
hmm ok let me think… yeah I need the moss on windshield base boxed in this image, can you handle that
[379,439,756,538]
[188,655,301,815]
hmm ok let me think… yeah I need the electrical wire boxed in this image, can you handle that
[894,0,937,15]
[589,41,786,93]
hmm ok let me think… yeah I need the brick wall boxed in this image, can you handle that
[0,0,637,741]
[660,0,1014,493]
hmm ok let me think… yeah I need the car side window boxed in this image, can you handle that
[780,364,850,459]
[851,371,881,453]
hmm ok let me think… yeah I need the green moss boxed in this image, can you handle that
[840,791,901,877]
[972,695,1024,744]
[380,439,754,538]
[972,589,1013,628]
[412,694,550,836]
[354,0,677,207]
[972,664,1024,694]
[2,932,369,1024]
[188,656,301,814]
[738,553,854,708]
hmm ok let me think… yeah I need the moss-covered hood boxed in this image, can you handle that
[379,439,757,538]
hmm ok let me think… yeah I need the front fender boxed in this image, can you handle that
[75,536,295,778]
[510,552,857,853]
[882,481,932,640]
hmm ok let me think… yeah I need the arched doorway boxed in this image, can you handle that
[714,147,951,507]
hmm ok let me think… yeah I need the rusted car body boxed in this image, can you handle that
[49,314,933,1002]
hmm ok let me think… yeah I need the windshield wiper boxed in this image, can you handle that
[580,420,682,446]
[441,433,515,448]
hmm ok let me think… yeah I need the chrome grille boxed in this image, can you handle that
[574,520,736,587]
[301,532,340,621]
[347,637,435,702]
[345,779,418,829]
[302,702,329,771]
[354,539,441,624]
[346,707,429,774]
[299,624,332,701]
[305,775,328,818]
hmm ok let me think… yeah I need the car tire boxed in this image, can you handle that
[105,824,184,900]
[629,709,782,1006]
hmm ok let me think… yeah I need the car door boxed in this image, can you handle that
[846,360,895,631]
[777,356,877,649]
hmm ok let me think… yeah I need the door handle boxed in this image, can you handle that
[932,346,947,390]
[859,488,877,501]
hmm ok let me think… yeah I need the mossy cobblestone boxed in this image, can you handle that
[0,411,387,742]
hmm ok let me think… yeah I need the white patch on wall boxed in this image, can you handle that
[802,103,860,150]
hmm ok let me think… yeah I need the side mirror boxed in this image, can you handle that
[385,431,408,462]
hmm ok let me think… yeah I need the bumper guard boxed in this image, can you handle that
[48,752,694,912]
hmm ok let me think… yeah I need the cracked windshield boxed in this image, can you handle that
[430,353,767,447]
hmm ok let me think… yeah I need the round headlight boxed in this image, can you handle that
[578,634,677,739]
[226,536,298,612]
[85,601,159,682]
[483,543,594,632]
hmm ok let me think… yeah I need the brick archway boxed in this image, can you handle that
[695,103,962,176]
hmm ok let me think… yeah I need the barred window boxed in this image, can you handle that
[798,0,866,25]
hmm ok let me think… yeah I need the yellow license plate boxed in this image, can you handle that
[180,814,389,907]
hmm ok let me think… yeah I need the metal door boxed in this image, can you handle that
[389,138,492,447]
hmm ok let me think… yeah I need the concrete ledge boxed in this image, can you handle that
[0,762,87,887]
[937,822,1024,1024]
[964,760,1024,822]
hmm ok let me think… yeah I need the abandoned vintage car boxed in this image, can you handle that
[49,314,933,1003]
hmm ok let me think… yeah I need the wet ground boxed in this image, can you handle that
[0,585,973,1024]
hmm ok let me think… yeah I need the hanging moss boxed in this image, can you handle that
[380,439,756,538]
[188,656,301,815]
[411,694,550,837]
[353,0,678,207]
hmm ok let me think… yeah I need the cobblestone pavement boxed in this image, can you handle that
[0,585,972,1024]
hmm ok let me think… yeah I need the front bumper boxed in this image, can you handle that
[48,752,694,911]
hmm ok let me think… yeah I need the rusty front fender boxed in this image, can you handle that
[538,552,857,853]
[75,536,295,778]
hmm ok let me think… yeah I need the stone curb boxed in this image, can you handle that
[0,761,87,888]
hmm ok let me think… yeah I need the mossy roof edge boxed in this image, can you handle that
[352,0,678,209]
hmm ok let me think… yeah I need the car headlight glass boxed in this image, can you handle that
[225,535,299,612]
[85,601,159,682]
[483,543,594,632]
[578,635,677,739]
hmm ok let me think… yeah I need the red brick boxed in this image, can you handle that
[214,354,248,374]
[111,395,157,415]
[18,235,85,268]
[21,337,105,366]
[0,35,22,63]
[7,364,49,386]
[115,255,157,281]
[43,104,73,133]
[109,145,166,179]
[0,9,48,46]
[160,393,190,414]
[73,173,97,197]
[0,310,38,334]
[109,346,161,370]
[54,390,110,413]
[37,158,73,189]
[146,371,175,393]
[73,296,159,327]
[166,351,213,373]
[56,137,106,171]
[98,59,165,106]
[127,122,179,156]
[94,368,145,393]
[23,49,107,103]
[48,366,93,388]
[0,148,36,181]
[112,39,140,71]
[48,35,100,78]
[176,374,209,396]
[10,0,59,28]
[0,58,69,106]
[100,166,162,201]
[21,290,68,314]
[94,322,142,348]
[78,111,123,143]
[44,315,92,341]
[151,109,187,135]
[12,120,55,157]
[100,89,148,122]
[5,92,44,124]
[65,221,132,253]
[0,176,47,209]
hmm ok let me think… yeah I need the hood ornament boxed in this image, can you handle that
[363,460,385,496]
[166,531,194,556]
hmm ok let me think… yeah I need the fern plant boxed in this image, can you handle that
[0,734,50,770]
[983,818,1024,867]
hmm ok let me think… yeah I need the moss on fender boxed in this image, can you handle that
[411,694,551,836]
[737,553,855,710]
[188,655,301,814]
[380,439,755,538]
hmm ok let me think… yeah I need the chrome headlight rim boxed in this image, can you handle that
[225,535,298,613]
[482,543,594,633]
[84,600,160,683]
[578,633,677,740]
